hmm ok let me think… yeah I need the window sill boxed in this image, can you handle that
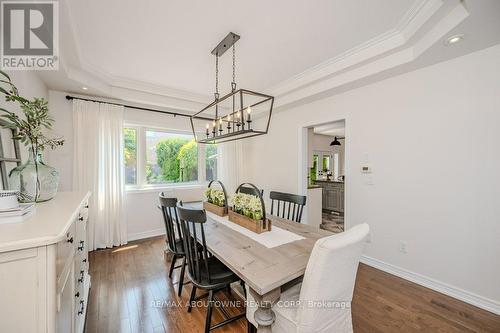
[126,183,206,194]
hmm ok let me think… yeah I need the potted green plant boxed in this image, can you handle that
[0,70,64,202]
[228,183,271,234]
[204,180,228,216]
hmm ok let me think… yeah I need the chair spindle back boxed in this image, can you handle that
[176,204,212,284]
[270,191,307,223]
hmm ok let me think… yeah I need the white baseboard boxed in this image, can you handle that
[361,255,500,315]
[128,228,165,242]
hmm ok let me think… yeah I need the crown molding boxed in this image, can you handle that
[110,76,209,104]
[54,0,472,112]
[60,0,209,110]
[268,0,443,97]
[273,0,469,109]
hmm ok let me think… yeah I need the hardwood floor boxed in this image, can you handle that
[85,237,500,333]
[321,211,344,233]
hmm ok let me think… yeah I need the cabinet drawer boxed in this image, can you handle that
[74,252,87,290]
[75,216,87,254]
[75,297,86,328]
[56,222,76,278]
[81,201,89,219]
[56,261,74,333]
[75,263,85,292]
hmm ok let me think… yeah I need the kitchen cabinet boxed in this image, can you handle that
[317,181,344,213]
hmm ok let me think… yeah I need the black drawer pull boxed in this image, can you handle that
[78,300,84,315]
[75,292,80,298]
[78,216,84,221]
[78,241,85,251]
[67,236,73,244]
[85,205,89,208]
[82,258,87,263]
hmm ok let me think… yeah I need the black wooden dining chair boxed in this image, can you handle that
[159,194,190,297]
[270,191,307,223]
[238,186,263,197]
[177,204,245,333]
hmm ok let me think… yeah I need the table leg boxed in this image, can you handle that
[249,288,281,333]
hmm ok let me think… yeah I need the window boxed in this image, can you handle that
[123,126,217,188]
[124,128,137,185]
[146,130,198,184]
[205,144,218,181]
[322,155,330,172]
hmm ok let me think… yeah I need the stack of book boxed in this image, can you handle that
[0,203,36,225]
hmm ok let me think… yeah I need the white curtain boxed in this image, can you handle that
[72,100,126,250]
[217,141,244,195]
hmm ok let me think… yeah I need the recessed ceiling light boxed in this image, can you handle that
[82,86,88,90]
[444,34,464,46]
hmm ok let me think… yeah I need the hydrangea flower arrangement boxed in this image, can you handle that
[205,188,226,207]
[231,192,263,221]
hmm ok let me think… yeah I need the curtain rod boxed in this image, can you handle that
[65,95,212,120]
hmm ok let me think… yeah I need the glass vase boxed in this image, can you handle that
[8,150,59,203]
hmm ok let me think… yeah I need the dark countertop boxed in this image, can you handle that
[314,180,344,184]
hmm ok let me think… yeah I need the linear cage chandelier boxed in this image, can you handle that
[190,32,274,144]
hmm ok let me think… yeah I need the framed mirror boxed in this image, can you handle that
[0,121,22,190]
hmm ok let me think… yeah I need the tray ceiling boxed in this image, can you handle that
[38,0,500,112]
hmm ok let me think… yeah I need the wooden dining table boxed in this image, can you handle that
[187,202,332,332]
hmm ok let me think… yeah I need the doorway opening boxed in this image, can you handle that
[305,120,345,233]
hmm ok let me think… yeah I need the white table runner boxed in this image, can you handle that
[206,211,305,248]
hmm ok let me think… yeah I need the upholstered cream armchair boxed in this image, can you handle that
[246,223,369,333]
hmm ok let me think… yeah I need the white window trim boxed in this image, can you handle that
[124,124,214,191]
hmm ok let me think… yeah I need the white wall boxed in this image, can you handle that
[244,44,500,313]
[47,91,73,191]
[47,91,205,241]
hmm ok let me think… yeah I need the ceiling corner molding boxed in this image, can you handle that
[56,0,211,110]
[109,85,206,113]
[48,0,478,114]
[273,0,469,110]
[412,1,470,58]
[268,0,443,97]
[109,76,210,105]
[66,65,113,95]
[396,0,444,40]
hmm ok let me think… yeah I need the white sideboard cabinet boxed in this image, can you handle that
[0,192,91,333]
